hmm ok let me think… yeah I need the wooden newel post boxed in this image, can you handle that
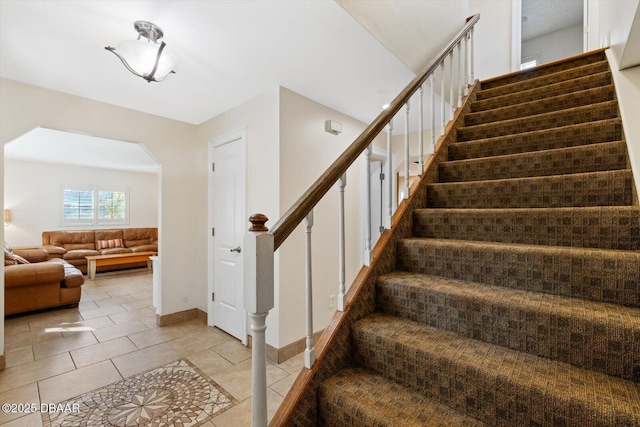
[244,213,274,427]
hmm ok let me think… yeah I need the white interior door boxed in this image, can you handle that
[209,131,246,343]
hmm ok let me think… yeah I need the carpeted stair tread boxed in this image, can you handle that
[396,238,640,307]
[457,101,619,141]
[376,271,640,381]
[449,118,623,160]
[412,206,640,250]
[466,85,615,126]
[439,140,627,182]
[352,313,640,427]
[479,55,608,93]
[319,367,489,427]
[426,169,634,209]
[471,71,612,112]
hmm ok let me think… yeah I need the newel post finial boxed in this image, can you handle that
[249,213,269,232]
[244,213,273,427]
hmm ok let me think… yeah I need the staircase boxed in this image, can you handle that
[284,50,640,426]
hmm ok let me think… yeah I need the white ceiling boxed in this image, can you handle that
[522,0,584,42]
[4,128,160,173]
[0,0,593,172]
[0,0,415,127]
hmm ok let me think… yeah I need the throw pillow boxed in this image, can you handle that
[13,254,30,264]
[97,239,124,250]
[4,242,17,266]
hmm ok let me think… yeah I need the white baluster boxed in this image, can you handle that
[386,121,393,225]
[337,173,346,311]
[470,27,475,83]
[449,51,454,119]
[243,214,274,427]
[403,101,410,200]
[429,74,436,152]
[303,211,315,369]
[458,42,463,107]
[418,86,424,173]
[440,62,446,137]
[464,32,470,94]
[364,145,372,266]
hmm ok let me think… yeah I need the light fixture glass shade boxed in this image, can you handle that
[4,209,10,223]
[106,21,176,83]
[116,39,176,81]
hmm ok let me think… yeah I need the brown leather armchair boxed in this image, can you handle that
[4,245,84,315]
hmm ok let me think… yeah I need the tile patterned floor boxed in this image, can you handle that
[0,270,303,426]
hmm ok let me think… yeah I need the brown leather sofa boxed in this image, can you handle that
[4,245,84,315]
[42,228,158,274]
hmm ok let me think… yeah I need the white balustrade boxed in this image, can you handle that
[464,32,470,95]
[386,122,393,225]
[458,42,463,107]
[471,27,475,82]
[440,62,446,136]
[403,101,410,199]
[303,211,315,369]
[337,174,347,311]
[245,16,480,426]
[418,86,424,173]
[449,51,454,118]
[364,145,372,265]
[429,74,436,152]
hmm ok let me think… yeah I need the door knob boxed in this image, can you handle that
[230,246,242,253]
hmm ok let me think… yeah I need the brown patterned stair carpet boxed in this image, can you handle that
[315,49,640,427]
[448,118,623,160]
[471,71,612,112]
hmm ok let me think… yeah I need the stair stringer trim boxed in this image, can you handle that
[270,82,481,427]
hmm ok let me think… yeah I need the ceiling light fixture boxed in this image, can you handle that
[105,21,176,83]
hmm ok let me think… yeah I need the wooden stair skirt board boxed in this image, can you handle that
[272,49,640,427]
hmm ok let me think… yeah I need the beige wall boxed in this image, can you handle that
[590,0,640,197]
[277,87,369,347]
[196,87,281,344]
[0,79,200,329]
[470,0,518,80]
[4,159,158,248]
[198,86,377,348]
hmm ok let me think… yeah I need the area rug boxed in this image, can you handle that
[42,359,237,427]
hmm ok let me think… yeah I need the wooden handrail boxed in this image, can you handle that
[270,13,480,250]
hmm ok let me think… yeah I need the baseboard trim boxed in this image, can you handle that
[156,308,207,326]
[157,309,321,365]
[261,330,324,364]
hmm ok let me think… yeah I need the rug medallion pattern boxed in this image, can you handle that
[42,359,236,426]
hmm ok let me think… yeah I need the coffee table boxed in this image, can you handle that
[85,251,157,280]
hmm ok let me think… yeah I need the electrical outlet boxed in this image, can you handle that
[329,294,336,309]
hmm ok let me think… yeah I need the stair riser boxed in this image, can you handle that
[472,72,612,112]
[457,101,619,141]
[352,316,640,427]
[396,239,640,307]
[480,57,608,93]
[466,86,615,126]
[427,171,634,209]
[412,208,640,251]
[449,119,623,160]
[439,141,627,183]
[376,277,640,381]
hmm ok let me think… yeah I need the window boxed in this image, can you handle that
[98,190,126,221]
[62,186,128,225]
